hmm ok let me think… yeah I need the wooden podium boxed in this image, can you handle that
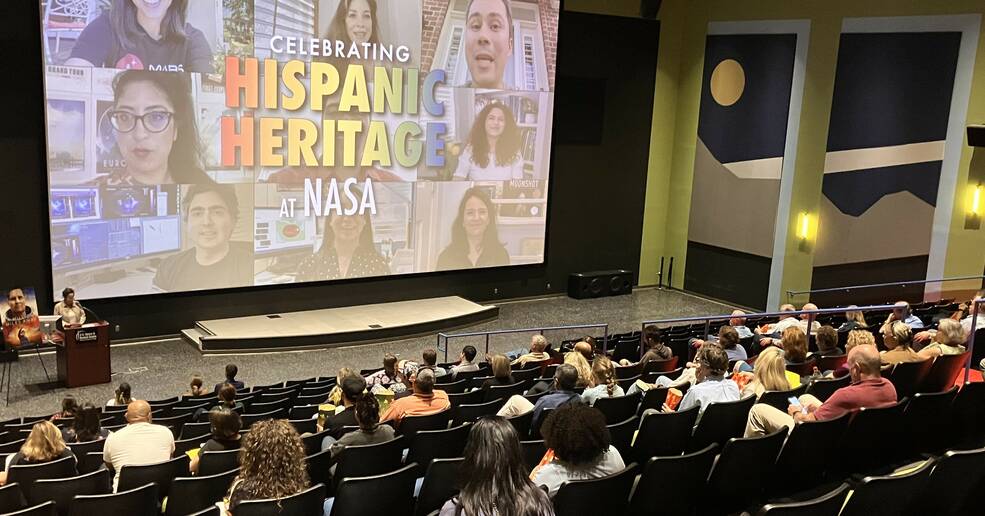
[57,321,111,388]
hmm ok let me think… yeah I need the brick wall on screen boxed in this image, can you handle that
[538,0,558,90]
[421,0,451,71]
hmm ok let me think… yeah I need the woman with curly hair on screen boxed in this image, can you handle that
[223,419,309,514]
[453,102,524,181]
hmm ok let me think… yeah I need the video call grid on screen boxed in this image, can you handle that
[39,0,558,299]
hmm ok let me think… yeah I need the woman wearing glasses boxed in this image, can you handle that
[94,70,211,186]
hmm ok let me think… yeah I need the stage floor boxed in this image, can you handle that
[184,296,499,353]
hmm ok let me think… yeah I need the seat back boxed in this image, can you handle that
[8,456,78,502]
[629,444,716,515]
[953,382,985,448]
[593,393,640,424]
[520,440,547,473]
[67,483,158,516]
[632,404,699,461]
[236,484,326,516]
[198,449,241,477]
[179,421,213,440]
[920,352,969,393]
[66,440,105,466]
[333,436,405,488]
[611,340,641,363]
[406,424,469,469]
[613,362,642,380]
[288,418,317,435]
[414,458,463,516]
[0,482,26,514]
[452,399,503,426]
[240,409,285,428]
[30,469,111,516]
[398,408,452,437]
[756,384,808,412]
[688,395,756,452]
[552,463,638,516]
[643,356,679,374]
[637,387,669,415]
[769,412,850,498]
[5,501,57,516]
[756,482,850,515]
[902,387,958,457]
[165,469,238,516]
[289,405,320,420]
[704,429,786,514]
[301,429,332,456]
[512,367,543,383]
[606,416,638,460]
[911,447,985,516]
[331,464,417,516]
[839,459,934,516]
[434,379,468,394]
[304,449,333,489]
[507,410,533,439]
[117,454,189,501]
[886,359,933,400]
[815,354,848,373]
[838,401,906,475]
[484,382,527,403]
[785,359,816,377]
[804,375,850,402]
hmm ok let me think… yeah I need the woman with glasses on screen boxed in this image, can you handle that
[64,0,213,73]
[453,102,524,181]
[296,189,390,282]
[436,187,510,271]
[92,70,211,186]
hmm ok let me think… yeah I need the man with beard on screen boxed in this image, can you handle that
[153,184,252,292]
[2,288,41,349]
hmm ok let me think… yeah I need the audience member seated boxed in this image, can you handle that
[797,303,822,333]
[883,301,925,330]
[440,416,555,515]
[880,322,924,366]
[620,324,672,367]
[189,409,242,474]
[581,356,624,406]
[629,343,719,394]
[737,347,792,399]
[380,368,450,426]
[184,375,208,397]
[728,310,754,339]
[573,341,594,362]
[0,421,75,485]
[779,327,809,365]
[917,318,967,360]
[214,364,246,393]
[752,305,799,353]
[322,375,365,439]
[814,325,843,357]
[532,403,626,497]
[450,346,480,379]
[327,367,358,405]
[365,353,399,389]
[718,326,747,362]
[959,290,985,335]
[498,364,582,430]
[527,350,594,396]
[103,400,176,491]
[50,395,78,421]
[830,330,875,378]
[62,402,109,443]
[198,384,244,422]
[658,344,738,420]
[224,420,309,515]
[837,306,869,332]
[106,382,133,407]
[323,394,395,457]
[481,355,516,390]
[422,348,447,377]
[512,334,550,367]
[745,344,896,437]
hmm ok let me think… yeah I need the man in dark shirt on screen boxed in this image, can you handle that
[153,184,252,292]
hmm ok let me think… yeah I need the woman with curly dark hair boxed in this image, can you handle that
[62,402,108,443]
[533,403,626,496]
[453,102,524,181]
[440,416,554,516]
[224,419,309,514]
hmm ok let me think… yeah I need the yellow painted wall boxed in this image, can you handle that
[626,0,985,306]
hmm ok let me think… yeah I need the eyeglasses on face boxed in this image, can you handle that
[108,110,174,133]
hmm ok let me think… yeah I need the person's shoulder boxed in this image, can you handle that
[183,23,208,40]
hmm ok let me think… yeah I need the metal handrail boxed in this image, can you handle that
[437,323,609,362]
[786,275,985,298]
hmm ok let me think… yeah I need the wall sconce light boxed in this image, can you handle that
[797,212,813,252]
[967,183,983,230]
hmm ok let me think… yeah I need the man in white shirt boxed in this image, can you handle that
[103,400,175,492]
[797,303,822,334]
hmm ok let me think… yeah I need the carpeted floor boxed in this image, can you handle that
[0,288,731,420]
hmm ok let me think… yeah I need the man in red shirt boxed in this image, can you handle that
[744,344,897,436]
[379,367,450,427]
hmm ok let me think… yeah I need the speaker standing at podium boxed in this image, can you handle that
[53,288,85,327]
[2,288,41,349]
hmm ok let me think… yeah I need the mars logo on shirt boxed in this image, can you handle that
[116,54,144,70]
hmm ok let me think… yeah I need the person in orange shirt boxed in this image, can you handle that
[379,367,449,427]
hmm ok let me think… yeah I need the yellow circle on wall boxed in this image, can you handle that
[710,59,745,107]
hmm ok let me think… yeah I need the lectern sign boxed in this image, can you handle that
[75,330,98,342]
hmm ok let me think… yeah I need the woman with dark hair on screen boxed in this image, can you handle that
[454,102,524,181]
[439,416,554,516]
[436,187,510,271]
[94,70,211,185]
[325,0,382,47]
[296,189,389,281]
[65,0,213,72]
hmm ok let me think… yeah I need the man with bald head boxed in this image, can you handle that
[573,341,594,362]
[798,303,822,334]
[744,344,897,437]
[103,400,175,491]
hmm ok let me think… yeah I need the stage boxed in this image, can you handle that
[181,296,499,354]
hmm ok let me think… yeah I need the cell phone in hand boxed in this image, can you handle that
[788,396,807,414]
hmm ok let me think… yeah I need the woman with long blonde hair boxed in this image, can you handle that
[741,347,791,399]
[225,419,309,513]
[838,306,869,331]
[0,421,74,485]
[564,351,595,388]
[582,356,624,406]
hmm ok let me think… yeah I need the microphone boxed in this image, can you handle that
[83,306,102,323]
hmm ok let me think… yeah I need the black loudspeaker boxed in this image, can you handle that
[968,125,985,147]
[640,0,663,19]
[568,270,634,299]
